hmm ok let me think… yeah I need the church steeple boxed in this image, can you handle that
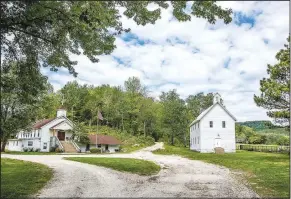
[213,93,222,104]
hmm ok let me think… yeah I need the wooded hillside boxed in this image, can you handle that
[37,77,214,146]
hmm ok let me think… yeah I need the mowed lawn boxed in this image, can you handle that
[64,157,161,176]
[1,158,53,198]
[3,151,57,155]
[153,145,290,198]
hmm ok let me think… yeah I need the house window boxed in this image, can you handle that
[222,121,226,128]
[43,142,47,149]
[210,121,213,128]
[38,131,40,137]
[98,144,101,148]
[16,141,18,146]
[33,132,35,137]
[28,141,33,146]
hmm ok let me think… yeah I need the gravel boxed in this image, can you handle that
[2,142,259,198]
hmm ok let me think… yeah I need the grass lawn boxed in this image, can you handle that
[64,157,161,176]
[1,158,53,198]
[153,145,290,198]
[3,151,57,155]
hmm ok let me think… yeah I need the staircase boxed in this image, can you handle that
[60,141,78,153]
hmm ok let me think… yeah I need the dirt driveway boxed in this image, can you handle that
[2,142,259,198]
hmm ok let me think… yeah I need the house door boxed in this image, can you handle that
[214,138,221,148]
[105,145,109,151]
[57,131,65,141]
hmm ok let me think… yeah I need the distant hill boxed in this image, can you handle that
[237,120,282,131]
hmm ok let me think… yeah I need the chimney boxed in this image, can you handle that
[57,107,67,117]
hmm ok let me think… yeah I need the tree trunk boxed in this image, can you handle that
[89,119,92,132]
[1,139,7,152]
[122,112,124,132]
[144,121,146,137]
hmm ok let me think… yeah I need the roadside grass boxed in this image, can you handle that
[64,157,161,176]
[153,145,289,198]
[3,151,57,155]
[1,158,53,198]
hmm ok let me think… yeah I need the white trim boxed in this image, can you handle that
[189,102,237,126]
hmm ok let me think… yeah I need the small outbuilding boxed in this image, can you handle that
[79,134,122,153]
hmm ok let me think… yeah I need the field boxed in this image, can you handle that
[153,145,290,198]
[1,158,53,198]
[256,128,290,135]
[64,157,161,176]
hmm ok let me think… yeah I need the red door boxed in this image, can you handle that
[57,131,65,141]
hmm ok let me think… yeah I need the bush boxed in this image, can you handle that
[55,147,63,153]
[90,148,101,153]
[28,148,34,152]
[34,148,40,152]
[23,147,28,152]
[50,147,56,152]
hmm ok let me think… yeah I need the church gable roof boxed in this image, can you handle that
[189,102,237,127]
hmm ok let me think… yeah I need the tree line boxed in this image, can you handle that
[36,77,214,147]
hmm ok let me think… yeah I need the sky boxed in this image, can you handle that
[41,1,289,122]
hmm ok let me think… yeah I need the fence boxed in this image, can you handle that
[236,144,290,154]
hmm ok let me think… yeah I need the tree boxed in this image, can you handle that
[0,60,49,151]
[186,92,214,119]
[254,36,290,127]
[160,89,188,146]
[1,1,232,76]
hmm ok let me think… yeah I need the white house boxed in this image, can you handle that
[189,93,237,153]
[7,108,79,153]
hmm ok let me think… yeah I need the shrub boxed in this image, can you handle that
[28,148,34,152]
[50,147,56,152]
[23,147,28,152]
[55,147,63,153]
[34,148,40,152]
[90,148,101,153]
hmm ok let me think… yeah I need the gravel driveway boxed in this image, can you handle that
[2,142,259,198]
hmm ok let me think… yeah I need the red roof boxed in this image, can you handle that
[33,118,54,129]
[88,134,122,145]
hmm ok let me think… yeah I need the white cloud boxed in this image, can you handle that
[44,1,289,122]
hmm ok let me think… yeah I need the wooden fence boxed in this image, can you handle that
[236,144,290,153]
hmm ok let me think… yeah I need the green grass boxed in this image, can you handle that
[64,157,161,176]
[3,151,57,155]
[1,158,53,198]
[153,145,289,198]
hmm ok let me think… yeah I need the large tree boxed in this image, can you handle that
[1,1,232,76]
[0,60,49,151]
[254,36,290,127]
[160,89,188,146]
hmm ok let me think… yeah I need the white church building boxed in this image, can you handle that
[7,108,79,153]
[189,93,237,153]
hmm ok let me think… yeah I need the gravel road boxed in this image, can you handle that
[2,142,259,198]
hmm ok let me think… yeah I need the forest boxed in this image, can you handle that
[36,76,215,147]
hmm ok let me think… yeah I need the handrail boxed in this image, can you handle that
[71,139,81,153]
[55,136,64,151]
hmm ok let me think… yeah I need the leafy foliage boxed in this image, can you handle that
[254,36,290,127]
[0,60,50,151]
[1,1,232,76]
[89,148,101,153]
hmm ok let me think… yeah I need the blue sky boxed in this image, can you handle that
[43,1,289,122]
